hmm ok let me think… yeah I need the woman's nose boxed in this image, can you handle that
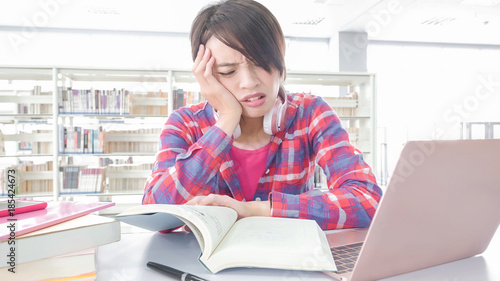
[239,64,260,89]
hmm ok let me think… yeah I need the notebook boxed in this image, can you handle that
[324,139,500,281]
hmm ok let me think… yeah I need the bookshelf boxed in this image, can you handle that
[0,67,170,200]
[284,71,377,187]
[0,67,58,199]
[0,66,376,199]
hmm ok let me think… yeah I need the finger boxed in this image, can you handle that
[185,196,202,205]
[203,55,225,91]
[186,194,217,206]
[193,48,214,90]
[192,44,205,72]
[198,194,218,206]
[206,195,235,207]
[204,56,216,81]
[196,47,211,75]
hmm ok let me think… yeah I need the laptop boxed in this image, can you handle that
[323,139,500,281]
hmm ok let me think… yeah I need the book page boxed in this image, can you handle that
[203,217,336,273]
[179,205,237,258]
[116,204,237,257]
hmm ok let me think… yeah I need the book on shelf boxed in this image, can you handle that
[173,88,183,110]
[117,204,337,274]
[323,92,358,117]
[0,201,115,241]
[0,248,97,281]
[0,214,120,267]
[17,131,32,151]
[59,87,169,116]
[23,161,53,194]
[59,87,131,115]
[173,88,204,110]
[1,162,54,195]
[0,129,4,155]
[61,165,105,194]
[106,163,152,193]
[30,130,52,154]
[9,129,52,154]
[104,128,160,154]
[17,85,53,115]
[58,125,104,154]
[62,165,80,191]
[57,125,159,154]
[78,167,106,194]
[130,91,168,116]
[1,161,143,196]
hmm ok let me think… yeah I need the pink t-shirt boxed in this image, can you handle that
[230,143,271,201]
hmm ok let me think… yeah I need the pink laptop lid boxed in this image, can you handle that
[343,140,500,281]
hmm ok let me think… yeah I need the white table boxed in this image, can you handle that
[96,224,500,281]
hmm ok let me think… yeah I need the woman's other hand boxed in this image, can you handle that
[185,194,270,220]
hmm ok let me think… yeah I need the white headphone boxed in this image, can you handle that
[263,90,288,135]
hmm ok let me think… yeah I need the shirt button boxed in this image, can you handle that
[265,169,270,174]
[255,197,261,201]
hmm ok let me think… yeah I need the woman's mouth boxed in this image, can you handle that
[242,93,266,107]
[246,96,263,102]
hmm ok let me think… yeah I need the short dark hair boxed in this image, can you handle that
[190,0,286,77]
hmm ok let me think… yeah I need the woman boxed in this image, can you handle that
[142,0,382,230]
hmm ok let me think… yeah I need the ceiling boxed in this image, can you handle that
[1,0,499,45]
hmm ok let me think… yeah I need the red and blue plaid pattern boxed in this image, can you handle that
[142,93,382,230]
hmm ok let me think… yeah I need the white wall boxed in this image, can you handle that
[0,29,330,71]
[368,43,500,175]
[0,29,193,69]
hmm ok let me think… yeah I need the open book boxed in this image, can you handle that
[116,204,337,274]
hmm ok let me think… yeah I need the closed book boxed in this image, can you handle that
[0,248,96,281]
[0,201,115,241]
[0,214,120,266]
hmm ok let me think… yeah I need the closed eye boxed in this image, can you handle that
[218,70,235,77]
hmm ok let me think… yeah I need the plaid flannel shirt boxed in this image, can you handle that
[142,93,382,230]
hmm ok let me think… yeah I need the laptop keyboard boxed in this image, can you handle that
[330,242,363,274]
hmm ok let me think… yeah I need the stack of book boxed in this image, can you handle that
[0,200,120,280]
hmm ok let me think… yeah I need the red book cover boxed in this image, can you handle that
[0,201,115,241]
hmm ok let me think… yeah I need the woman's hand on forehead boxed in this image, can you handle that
[192,44,242,136]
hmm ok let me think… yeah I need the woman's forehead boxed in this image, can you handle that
[206,36,248,66]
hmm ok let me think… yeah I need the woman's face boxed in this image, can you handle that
[205,36,282,119]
